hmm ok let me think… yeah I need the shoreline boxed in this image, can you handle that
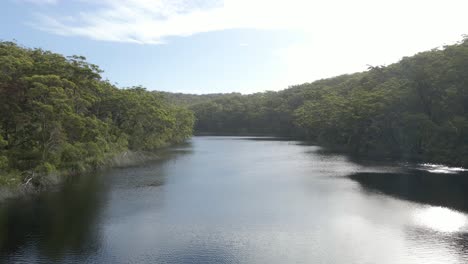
[0,149,170,203]
[2,135,466,202]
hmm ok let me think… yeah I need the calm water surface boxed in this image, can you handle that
[1,136,468,263]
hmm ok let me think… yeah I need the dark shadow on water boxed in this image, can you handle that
[349,170,468,213]
[0,172,108,261]
[312,146,408,167]
[453,232,468,254]
[135,178,165,188]
[0,142,194,262]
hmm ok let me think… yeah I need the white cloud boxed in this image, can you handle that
[25,0,468,90]
[31,0,468,46]
[268,0,468,90]
[33,0,308,44]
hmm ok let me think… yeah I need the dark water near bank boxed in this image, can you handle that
[1,136,468,263]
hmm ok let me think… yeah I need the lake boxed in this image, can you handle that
[1,136,468,263]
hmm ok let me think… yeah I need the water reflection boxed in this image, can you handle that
[417,163,468,174]
[413,206,467,233]
[349,169,468,213]
[1,137,468,263]
[152,244,239,264]
[0,145,192,263]
[0,173,107,260]
[349,167,468,260]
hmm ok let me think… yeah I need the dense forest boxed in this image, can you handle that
[1,37,468,190]
[0,42,194,188]
[163,38,468,167]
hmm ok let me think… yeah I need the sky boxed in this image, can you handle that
[1,0,468,94]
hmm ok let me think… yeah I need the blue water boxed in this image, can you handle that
[1,136,467,263]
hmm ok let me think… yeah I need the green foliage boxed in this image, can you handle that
[0,156,7,170]
[178,38,468,166]
[35,162,57,175]
[2,36,468,186]
[0,42,195,186]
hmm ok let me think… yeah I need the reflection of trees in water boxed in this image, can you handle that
[0,172,108,261]
[349,170,468,213]
[0,142,194,262]
[351,170,468,259]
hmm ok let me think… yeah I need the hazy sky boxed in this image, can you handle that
[1,0,468,94]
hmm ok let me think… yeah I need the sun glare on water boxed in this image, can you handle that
[414,206,468,233]
[418,163,468,174]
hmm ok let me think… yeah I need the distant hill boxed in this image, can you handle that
[161,38,468,167]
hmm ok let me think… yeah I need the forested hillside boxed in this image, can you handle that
[0,42,194,187]
[2,36,467,190]
[170,38,468,166]
[156,91,240,106]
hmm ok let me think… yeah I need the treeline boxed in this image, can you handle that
[156,91,240,106]
[167,38,468,166]
[0,42,194,187]
[2,36,467,187]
